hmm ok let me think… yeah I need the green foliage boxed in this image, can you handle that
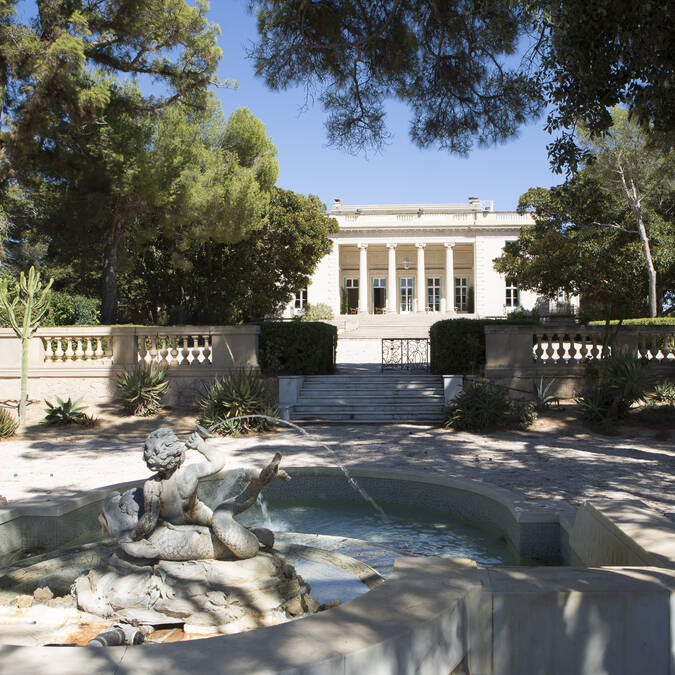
[302,303,334,321]
[0,408,19,438]
[653,381,675,405]
[198,370,277,436]
[250,1,669,170]
[259,322,337,375]
[576,354,653,427]
[430,318,538,375]
[0,2,223,323]
[533,378,559,412]
[46,292,100,326]
[117,364,170,417]
[444,380,537,432]
[117,187,334,325]
[42,396,89,425]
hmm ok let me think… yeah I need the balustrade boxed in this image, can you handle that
[137,331,212,367]
[41,333,114,364]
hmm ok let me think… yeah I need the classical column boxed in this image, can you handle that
[358,243,368,313]
[416,243,426,313]
[472,238,479,315]
[444,242,455,314]
[386,243,397,313]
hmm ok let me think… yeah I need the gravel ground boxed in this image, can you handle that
[1,408,673,518]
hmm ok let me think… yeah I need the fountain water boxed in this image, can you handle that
[211,415,389,521]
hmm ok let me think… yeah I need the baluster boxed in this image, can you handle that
[180,336,190,365]
[170,336,179,365]
[53,338,64,361]
[202,334,212,363]
[137,335,147,363]
[94,338,104,360]
[43,338,54,362]
[74,338,85,361]
[534,334,544,361]
[545,334,555,362]
[64,338,75,361]
[568,333,579,362]
[159,335,169,365]
[191,335,201,363]
[579,335,588,361]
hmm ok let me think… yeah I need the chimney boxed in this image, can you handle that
[468,196,481,206]
[333,199,342,210]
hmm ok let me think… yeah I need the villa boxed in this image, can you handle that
[285,197,548,320]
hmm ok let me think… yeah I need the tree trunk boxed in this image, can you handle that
[618,169,658,317]
[101,213,123,324]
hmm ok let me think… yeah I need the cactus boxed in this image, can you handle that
[0,267,53,425]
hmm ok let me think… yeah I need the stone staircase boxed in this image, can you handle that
[288,374,446,423]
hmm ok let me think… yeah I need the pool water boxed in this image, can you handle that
[239,499,517,567]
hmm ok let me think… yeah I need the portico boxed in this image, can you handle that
[339,241,474,315]
[290,197,540,319]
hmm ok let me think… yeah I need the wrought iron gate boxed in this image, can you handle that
[381,338,430,372]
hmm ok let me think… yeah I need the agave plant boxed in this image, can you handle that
[118,363,170,416]
[0,408,19,438]
[533,377,559,411]
[42,396,89,425]
[199,369,278,436]
[653,380,675,405]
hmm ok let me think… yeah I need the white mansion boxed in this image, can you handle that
[286,197,544,319]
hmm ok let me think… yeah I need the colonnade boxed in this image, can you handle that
[352,241,468,314]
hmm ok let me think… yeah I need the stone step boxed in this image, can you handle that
[296,395,443,403]
[291,413,445,423]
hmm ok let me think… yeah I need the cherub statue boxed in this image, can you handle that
[99,426,290,561]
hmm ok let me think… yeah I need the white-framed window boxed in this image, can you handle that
[505,279,519,308]
[427,277,441,312]
[455,277,468,312]
[400,277,414,312]
[293,288,308,310]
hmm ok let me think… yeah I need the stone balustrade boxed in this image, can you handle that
[484,324,675,397]
[0,325,259,411]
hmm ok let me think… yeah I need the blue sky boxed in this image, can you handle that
[213,4,560,211]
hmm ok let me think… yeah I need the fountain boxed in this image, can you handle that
[0,420,673,673]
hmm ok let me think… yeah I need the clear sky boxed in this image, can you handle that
[213,4,560,211]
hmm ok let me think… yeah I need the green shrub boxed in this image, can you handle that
[430,318,539,375]
[576,353,652,427]
[444,379,537,431]
[653,380,675,405]
[118,363,170,416]
[199,369,278,435]
[42,396,93,425]
[0,408,19,438]
[302,303,334,321]
[47,292,100,325]
[259,321,337,374]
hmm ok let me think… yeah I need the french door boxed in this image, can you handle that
[400,277,414,313]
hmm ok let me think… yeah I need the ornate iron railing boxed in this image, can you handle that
[381,338,430,372]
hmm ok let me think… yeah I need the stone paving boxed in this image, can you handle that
[1,410,673,519]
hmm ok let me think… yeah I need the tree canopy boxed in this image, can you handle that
[493,118,675,318]
[117,187,337,324]
[249,0,673,168]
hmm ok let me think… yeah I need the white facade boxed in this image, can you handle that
[288,197,541,319]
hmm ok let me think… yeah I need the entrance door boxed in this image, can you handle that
[344,278,359,314]
[427,277,441,312]
[372,278,386,313]
[400,277,414,313]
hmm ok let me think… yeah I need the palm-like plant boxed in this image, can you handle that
[199,369,278,435]
[0,408,19,438]
[118,363,170,416]
[42,396,88,424]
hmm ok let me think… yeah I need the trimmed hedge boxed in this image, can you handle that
[259,321,337,375]
[430,318,539,375]
[588,318,675,326]
[47,292,101,326]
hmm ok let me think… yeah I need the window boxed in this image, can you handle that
[293,288,307,310]
[455,277,468,312]
[427,277,441,312]
[505,279,519,308]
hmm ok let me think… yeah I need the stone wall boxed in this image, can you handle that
[484,323,675,398]
[0,325,260,412]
